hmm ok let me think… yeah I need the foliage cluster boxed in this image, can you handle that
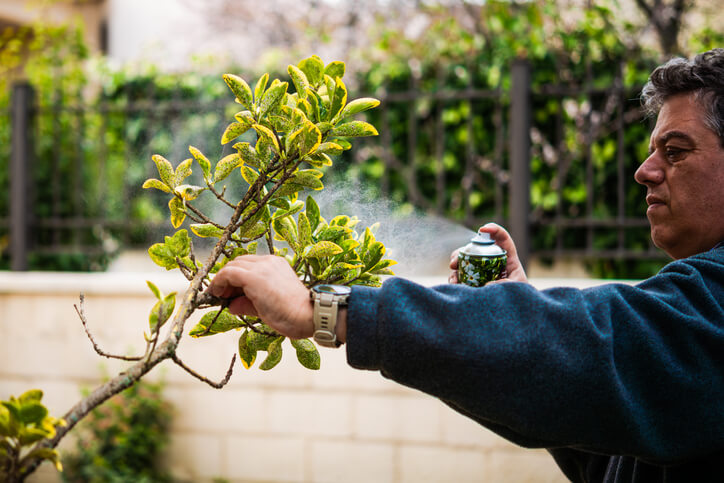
[0,390,65,483]
[61,380,173,483]
[141,55,396,370]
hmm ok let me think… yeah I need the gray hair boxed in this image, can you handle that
[641,48,724,147]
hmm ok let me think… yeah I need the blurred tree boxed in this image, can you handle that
[633,0,690,56]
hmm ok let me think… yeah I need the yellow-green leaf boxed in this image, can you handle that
[174,158,193,185]
[152,154,175,188]
[213,153,242,183]
[298,55,324,86]
[189,309,245,337]
[190,223,224,238]
[189,146,211,180]
[288,64,310,100]
[303,240,343,258]
[238,331,257,369]
[290,170,324,190]
[338,97,380,120]
[149,292,176,333]
[298,211,312,248]
[142,178,171,193]
[223,73,254,111]
[258,81,288,119]
[146,280,161,299]
[175,184,204,201]
[234,141,260,168]
[221,120,252,144]
[169,197,186,228]
[240,165,259,185]
[324,60,345,80]
[291,338,320,370]
[148,243,177,270]
[254,73,269,103]
[316,142,344,156]
[329,77,347,120]
[253,124,280,153]
[259,337,284,370]
[330,121,378,137]
[272,216,298,249]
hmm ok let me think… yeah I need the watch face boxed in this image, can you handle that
[314,284,352,295]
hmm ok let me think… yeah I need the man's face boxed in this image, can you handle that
[635,93,724,259]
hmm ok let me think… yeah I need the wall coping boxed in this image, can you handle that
[0,271,636,296]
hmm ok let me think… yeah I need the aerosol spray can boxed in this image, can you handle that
[457,229,507,287]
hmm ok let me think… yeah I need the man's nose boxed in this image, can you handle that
[634,153,664,186]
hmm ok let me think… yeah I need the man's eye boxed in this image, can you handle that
[665,147,686,161]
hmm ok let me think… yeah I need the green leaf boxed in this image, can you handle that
[288,65,310,99]
[152,154,175,188]
[272,216,298,249]
[329,77,348,120]
[330,121,378,137]
[254,73,269,103]
[259,337,284,370]
[18,402,47,424]
[148,243,177,270]
[18,390,43,404]
[169,197,186,228]
[306,196,320,231]
[221,120,252,144]
[146,281,161,299]
[298,55,325,86]
[175,158,193,185]
[305,87,321,121]
[223,73,254,111]
[303,241,343,258]
[316,225,349,241]
[364,241,385,270]
[324,60,345,80]
[190,223,225,238]
[189,146,212,181]
[338,97,380,120]
[19,426,50,445]
[235,110,255,124]
[291,338,320,370]
[142,178,172,193]
[259,81,288,120]
[370,259,397,274]
[167,229,191,257]
[237,220,268,240]
[149,292,176,333]
[247,326,278,351]
[189,309,245,337]
[22,447,63,471]
[237,331,257,369]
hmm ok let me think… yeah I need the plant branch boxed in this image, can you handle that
[74,295,144,362]
[171,353,236,389]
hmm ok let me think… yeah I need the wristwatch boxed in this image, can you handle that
[310,284,351,347]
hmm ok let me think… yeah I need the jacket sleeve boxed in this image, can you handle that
[344,250,724,464]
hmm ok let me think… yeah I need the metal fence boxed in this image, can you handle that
[2,60,666,272]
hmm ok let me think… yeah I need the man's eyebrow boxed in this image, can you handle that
[648,130,695,154]
[658,130,695,145]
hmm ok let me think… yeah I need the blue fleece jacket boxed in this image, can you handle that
[345,245,724,482]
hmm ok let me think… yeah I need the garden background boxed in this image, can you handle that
[1,0,723,482]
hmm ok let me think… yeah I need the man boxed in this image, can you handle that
[209,49,724,482]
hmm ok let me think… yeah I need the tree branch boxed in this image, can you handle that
[171,353,236,389]
[74,295,144,362]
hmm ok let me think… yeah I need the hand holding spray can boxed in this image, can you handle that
[457,229,507,287]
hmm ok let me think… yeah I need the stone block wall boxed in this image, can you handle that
[0,271,582,483]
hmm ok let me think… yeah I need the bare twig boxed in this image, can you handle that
[171,353,236,389]
[74,294,144,362]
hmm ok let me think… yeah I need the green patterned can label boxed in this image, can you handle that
[457,229,507,287]
[457,252,507,287]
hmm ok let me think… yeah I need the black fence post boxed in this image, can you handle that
[10,82,34,271]
[509,58,531,270]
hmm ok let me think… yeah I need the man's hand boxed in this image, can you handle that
[448,223,528,284]
[208,255,314,339]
